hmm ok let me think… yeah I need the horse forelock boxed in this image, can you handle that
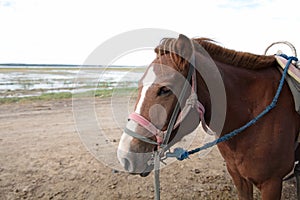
[154,38,189,72]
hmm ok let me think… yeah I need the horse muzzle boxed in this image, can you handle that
[117,134,154,176]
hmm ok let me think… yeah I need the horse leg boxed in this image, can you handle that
[294,163,300,200]
[294,145,300,200]
[259,178,282,200]
[227,166,253,200]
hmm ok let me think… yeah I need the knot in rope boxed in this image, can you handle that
[279,54,299,68]
[166,148,189,161]
[156,131,164,146]
[279,54,298,62]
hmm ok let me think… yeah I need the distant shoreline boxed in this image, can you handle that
[0,63,143,68]
[0,87,136,104]
[0,63,97,67]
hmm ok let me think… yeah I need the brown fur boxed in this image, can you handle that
[125,34,300,199]
[155,37,277,70]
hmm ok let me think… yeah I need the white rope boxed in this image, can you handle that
[264,41,297,58]
[264,41,299,68]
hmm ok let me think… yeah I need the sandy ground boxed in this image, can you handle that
[0,98,297,200]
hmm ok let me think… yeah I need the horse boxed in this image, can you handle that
[117,34,300,199]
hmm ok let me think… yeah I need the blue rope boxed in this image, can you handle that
[166,55,298,161]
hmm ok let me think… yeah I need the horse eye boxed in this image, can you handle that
[157,86,172,96]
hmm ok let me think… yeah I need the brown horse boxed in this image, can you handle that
[117,34,300,199]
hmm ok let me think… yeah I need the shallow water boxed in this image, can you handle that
[0,66,144,98]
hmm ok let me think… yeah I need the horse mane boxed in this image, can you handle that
[155,37,277,70]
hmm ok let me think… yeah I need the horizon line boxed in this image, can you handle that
[0,63,144,67]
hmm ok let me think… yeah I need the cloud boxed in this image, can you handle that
[0,0,16,12]
[217,0,263,10]
[0,0,14,7]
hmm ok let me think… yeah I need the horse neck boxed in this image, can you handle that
[193,53,215,125]
[194,54,268,133]
[205,58,283,136]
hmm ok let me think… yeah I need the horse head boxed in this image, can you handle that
[117,34,210,176]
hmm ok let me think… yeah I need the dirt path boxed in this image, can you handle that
[0,99,297,199]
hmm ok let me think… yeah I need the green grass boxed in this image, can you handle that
[0,87,137,104]
[0,92,73,104]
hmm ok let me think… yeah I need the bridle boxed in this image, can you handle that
[124,53,210,152]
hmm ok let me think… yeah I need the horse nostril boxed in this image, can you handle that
[123,158,131,171]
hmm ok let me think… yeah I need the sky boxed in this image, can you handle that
[0,0,299,65]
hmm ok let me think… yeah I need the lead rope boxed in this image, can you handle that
[166,54,298,161]
[154,151,161,200]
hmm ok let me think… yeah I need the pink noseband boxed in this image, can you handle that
[127,68,208,147]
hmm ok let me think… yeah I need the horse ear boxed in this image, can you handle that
[174,34,193,61]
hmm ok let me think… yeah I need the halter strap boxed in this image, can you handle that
[128,113,164,145]
[162,62,195,145]
[124,62,209,148]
